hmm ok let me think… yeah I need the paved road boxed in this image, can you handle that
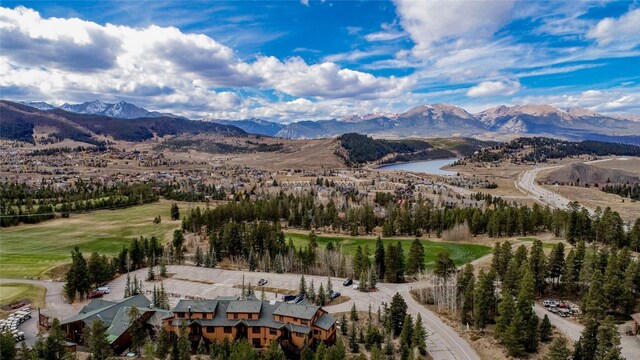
[534,303,640,360]
[516,165,574,210]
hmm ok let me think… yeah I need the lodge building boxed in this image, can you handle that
[163,296,337,350]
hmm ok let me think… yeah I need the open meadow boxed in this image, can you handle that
[0,200,191,279]
[285,233,491,270]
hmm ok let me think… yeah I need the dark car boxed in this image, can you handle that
[88,290,104,299]
[258,279,268,286]
[330,291,341,299]
[282,295,296,302]
[343,278,353,286]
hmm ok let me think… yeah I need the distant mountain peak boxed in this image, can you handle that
[27,99,177,119]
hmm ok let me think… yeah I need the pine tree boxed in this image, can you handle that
[299,275,307,297]
[582,270,605,320]
[349,324,359,353]
[375,237,385,279]
[308,280,316,304]
[351,302,359,321]
[407,239,425,275]
[544,337,572,360]
[594,317,623,360]
[317,283,326,306]
[434,250,456,285]
[159,259,168,278]
[573,317,598,360]
[263,340,286,360]
[388,293,407,336]
[412,313,427,355]
[341,314,348,335]
[495,289,515,341]
[194,245,203,267]
[177,325,190,360]
[368,266,378,289]
[147,265,155,281]
[85,319,111,360]
[529,239,547,295]
[473,270,491,331]
[399,314,413,347]
[127,306,146,355]
[461,276,475,326]
[155,327,170,360]
[548,243,565,287]
[539,314,552,342]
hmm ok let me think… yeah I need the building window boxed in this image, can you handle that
[252,327,261,334]
[269,329,277,335]
[233,313,238,319]
[177,313,184,318]
[301,320,308,325]
[252,338,261,348]
[224,327,232,334]
[314,330,320,335]
[206,326,215,333]
[296,332,304,338]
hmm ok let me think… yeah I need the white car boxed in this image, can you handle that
[352,282,359,290]
[97,287,111,294]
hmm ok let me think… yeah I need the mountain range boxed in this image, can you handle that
[213,103,640,144]
[19,100,179,119]
[8,99,640,145]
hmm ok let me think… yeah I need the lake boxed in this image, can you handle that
[378,158,460,176]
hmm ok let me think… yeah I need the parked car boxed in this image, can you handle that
[88,290,104,299]
[352,282,359,290]
[258,279,268,286]
[343,278,353,286]
[97,287,111,294]
[282,295,296,302]
[330,291,341,299]
[292,295,305,304]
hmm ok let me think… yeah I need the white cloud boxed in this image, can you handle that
[393,0,515,56]
[586,8,640,49]
[515,88,640,113]
[467,79,521,97]
[364,31,406,42]
[300,0,309,7]
[0,5,411,117]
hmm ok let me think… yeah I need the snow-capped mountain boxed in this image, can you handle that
[18,101,56,111]
[58,100,176,119]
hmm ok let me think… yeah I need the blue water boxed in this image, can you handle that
[378,158,459,176]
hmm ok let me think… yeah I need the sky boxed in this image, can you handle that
[1,0,640,121]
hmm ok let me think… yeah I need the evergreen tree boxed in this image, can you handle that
[388,293,407,336]
[399,314,413,347]
[177,326,191,360]
[0,331,16,360]
[84,320,111,360]
[573,317,598,360]
[407,239,425,275]
[349,324,359,353]
[539,315,552,342]
[194,245,203,267]
[155,327,170,360]
[341,314,348,335]
[64,246,90,301]
[548,243,565,287]
[529,239,547,295]
[582,270,605,320]
[433,250,456,285]
[594,317,623,360]
[473,270,491,331]
[170,203,180,221]
[543,337,572,360]
[375,237,385,279]
[263,341,286,360]
[461,276,475,326]
[495,289,515,341]
[308,280,316,304]
[413,313,427,355]
[128,306,146,355]
[299,275,307,297]
[300,345,314,360]
[351,302,359,321]
[317,283,326,306]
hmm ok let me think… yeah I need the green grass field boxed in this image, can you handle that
[286,233,491,270]
[0,200,185,279]
[0,283,47,310]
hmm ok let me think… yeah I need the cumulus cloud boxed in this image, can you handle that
[467,79,521,97]
[393,0,515,56]
[0,5,410,117]
[586,8,640,49]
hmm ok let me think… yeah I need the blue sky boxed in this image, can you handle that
[1,0,639,121]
